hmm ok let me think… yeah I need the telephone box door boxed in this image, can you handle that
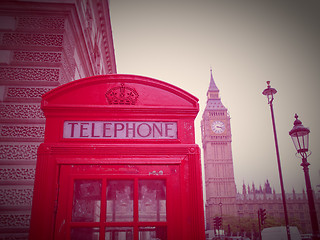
[54,164,181,240]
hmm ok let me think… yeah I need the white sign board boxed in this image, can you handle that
[63,121,177,139]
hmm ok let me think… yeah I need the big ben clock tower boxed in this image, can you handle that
[201,70,237,229]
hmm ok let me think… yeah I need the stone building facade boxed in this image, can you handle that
[0,1,116,239]
[237,181,320,234]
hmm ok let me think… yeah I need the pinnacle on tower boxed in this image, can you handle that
[208,68,219,92]
[242,182,247,195]
[205,69,226,109]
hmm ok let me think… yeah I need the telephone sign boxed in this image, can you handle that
[63,121,177,139]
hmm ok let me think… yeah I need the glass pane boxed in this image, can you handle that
[139,180,166,222]
[70,227,99,240]
[106,180,134,222]
[105,227,133,240]
[139,226,167,240]
[72,180,102,222]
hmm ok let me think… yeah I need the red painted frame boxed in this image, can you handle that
[29,74,205,240]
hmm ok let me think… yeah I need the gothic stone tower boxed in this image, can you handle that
[201,70,237,229]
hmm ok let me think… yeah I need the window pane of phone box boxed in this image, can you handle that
[107,180,134,222]
[139,180,166,222]
[72,180,102,222]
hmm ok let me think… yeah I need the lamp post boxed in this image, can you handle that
[262,81,291,240]
[289,114,319,240]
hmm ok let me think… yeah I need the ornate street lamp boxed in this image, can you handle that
[289,114,319,240]
[262,81,291,240]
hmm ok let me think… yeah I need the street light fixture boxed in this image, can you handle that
[219,201,223,217]
[262,81,291,240]
[289,114,319,240]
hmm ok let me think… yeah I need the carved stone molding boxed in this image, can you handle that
[0,167,35,182]
[61,34,74,67]
[0,67,60,83]
[61,51,75,80]
[13,51,62,63]
[0,187,33,207]
[58,69,68,85]
[96,0,116,74]
[6,87,52,100]
[0,125,45,139]
[0,213,31,227]
[0,143,39,161]
[1,33,63,48]
[17,16,65,30]
[0,104,44,120]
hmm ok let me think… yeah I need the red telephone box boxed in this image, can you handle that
[29,74,205,240]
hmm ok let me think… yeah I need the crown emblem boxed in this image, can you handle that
[105,83,139,105]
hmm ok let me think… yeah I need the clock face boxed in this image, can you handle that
[211,121,225,134]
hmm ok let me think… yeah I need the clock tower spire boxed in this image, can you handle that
[207,68,220,99]
[201,70,237,230]
[205,70,226,111]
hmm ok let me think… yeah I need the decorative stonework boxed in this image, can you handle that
[17,16,65,30]
[0,168,35,181]
[0,188,33,206]
[1,33,63,47]
[0,67,60,82]
[58,69,68,85]
[6,87,51,99]
[61,34,75,68]
[106,83,139,105]
[0,144,39,161]
[0,214,31,227]
[13,51,62,63]
[0,104,44,120]
[96,0,115,74]
[0,125,45,139]
[0,233,29,240]
[61,51,75,81]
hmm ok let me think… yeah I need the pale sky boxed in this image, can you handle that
[109,0,320,194]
